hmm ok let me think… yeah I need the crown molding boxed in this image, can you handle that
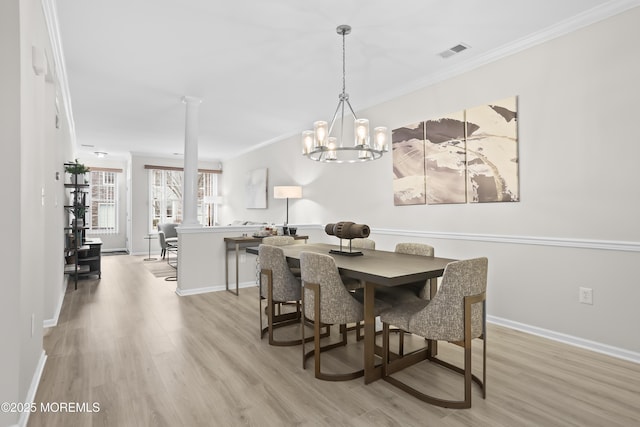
[367,0,640,110]
[41,0,76,145]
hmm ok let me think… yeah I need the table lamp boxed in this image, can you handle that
[273,186,302,227]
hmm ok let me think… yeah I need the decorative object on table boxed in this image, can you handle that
[253,228,273,238]
[325,221,370,256]
[288,227,297,236]
[245,168,268,209]
[64,159,90,184]
[301,25,388,163]
[273,185,302,233]
[392,96,518,205]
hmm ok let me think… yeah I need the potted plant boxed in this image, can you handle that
[65,159,90,185]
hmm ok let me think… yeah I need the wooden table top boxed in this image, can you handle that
[224,235,308,243]
[248,243,455,288]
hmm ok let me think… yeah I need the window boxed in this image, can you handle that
[149,168,218,230]
[88,170,118,234]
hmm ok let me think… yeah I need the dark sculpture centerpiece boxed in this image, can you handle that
[325,222,370,256]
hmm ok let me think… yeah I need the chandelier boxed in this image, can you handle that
[302,25,389,163]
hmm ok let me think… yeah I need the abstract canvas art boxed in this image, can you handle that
[425,111,467,204]
[392,96,519,206]
[466,97,519,202]
[392,122,426,206]
[245,168,267,209]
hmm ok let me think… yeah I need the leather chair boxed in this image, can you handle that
[381,257,488,409]
[157,223,178,259]
[300,251,389,381]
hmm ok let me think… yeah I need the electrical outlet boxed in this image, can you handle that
[579,287,593,305]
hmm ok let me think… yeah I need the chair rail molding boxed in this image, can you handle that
[371,228,640,253]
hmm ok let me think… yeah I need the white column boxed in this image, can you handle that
[181,96,202,227]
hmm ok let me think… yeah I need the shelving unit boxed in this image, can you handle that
[64,163,102,289]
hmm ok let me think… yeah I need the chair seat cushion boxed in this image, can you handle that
[375,286,422,305]
[379,299,430,331]
[351,289,393,315]
[342,277,364,291]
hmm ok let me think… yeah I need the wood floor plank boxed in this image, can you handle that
[27,254,640,427]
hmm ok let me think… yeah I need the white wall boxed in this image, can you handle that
[222,8,640,357]
[1,2,23,425]
[1,1,70,426]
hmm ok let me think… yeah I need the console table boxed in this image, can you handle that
[223,235,308,295]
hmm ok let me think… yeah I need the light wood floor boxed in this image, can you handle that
[29,254,640,427]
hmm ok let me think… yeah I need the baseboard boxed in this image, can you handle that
[17,350,47,427]
[43,277,66,328]
[175,281,257,296]
[488,315,640,364]
[101,248,128,253]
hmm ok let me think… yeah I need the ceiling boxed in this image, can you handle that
[54,0,624,161]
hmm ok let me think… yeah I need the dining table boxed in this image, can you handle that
[247,242,456,384]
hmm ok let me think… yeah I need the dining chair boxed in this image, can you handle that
[300,251,389,381]
[342,238,376,291]
[259,244,309,346]
[350,238,376,250]
[157,223,178,259]
[395,242,435,299]
[380,257,488,409]
[262,235,295,246]
[374,242,436,353]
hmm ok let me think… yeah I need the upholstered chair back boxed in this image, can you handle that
[411,257,488,342]
[300,252,363,325]
[258,244,301,302]
[158,223,178,239]
[262,236,295,246]
[350,238,376,250]
[395,242,434,257]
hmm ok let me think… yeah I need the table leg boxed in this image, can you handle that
[225,242,239,296]
[234,243,240,295]
[428,277,438,357]
[225,242,230,292]
[364,282,382,384]
[144,236,157,261]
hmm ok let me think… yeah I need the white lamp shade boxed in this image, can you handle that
[274,186,302,199]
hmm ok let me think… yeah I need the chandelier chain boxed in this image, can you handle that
[342,28,346,97]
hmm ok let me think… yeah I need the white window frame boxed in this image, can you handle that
[148,168,218,232]
[88,169,119,234]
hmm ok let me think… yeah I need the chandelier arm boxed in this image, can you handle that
[339,99,346,147]
[344,98,358,120]
[327,98,344,136]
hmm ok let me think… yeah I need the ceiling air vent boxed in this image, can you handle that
[439,43,470,59]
